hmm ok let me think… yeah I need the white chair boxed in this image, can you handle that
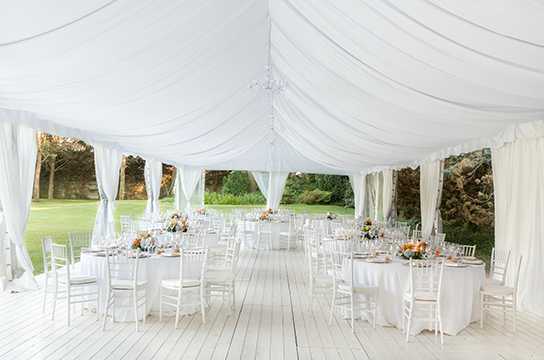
[403,259,445,344]
[279,217,297,250]
[487,248,511,286]
[330,222,341,237]
[182,232,204,247]
[461,245,476,257]
[203,239,241,315]
[69,232,92,267]
[481,254,523,333]
[411,230,428,241]
[159,247,208,328]
[257,220,272,249]
[51,243,100,326]
[120,214,133,233]
[103,248,148,331]
[42,236,55,313]
[240,219,255,248]
[306,242,333,315]
[329,250,378,332]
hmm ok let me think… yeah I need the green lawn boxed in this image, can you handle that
[25,199,354,275]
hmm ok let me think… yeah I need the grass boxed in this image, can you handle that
[25,199,354,275]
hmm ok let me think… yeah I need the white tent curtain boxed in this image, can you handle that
[349,174,366,219]
[92,146,122,247]
[492,138,544,317]
[372,172,383,221]
[382,169,394,223]
[179,169,202,211]
[420,160,444,239]
[144,161,162,215]
[0,202,8,290]
[0,122,38,290]
[251,171,270,200]
[173,169,188,212]
[266,172,289,209]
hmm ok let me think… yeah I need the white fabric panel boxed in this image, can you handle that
[1,2,544,174]
[266,172,288,209]
[0,122,38,290]
[251,171,269,200]
[0,208,7,290]
[144,161,162,214]
[179,169,202,211]
[420,160,442,239]
[492,139,544,317]
[92,146,122,247]
[173,169,187,212]
[349,174,366,219]
[382,169,394,222]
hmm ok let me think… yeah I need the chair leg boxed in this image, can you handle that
[350,292,355,333]
[329,287,336,326]
[102,292,110,331]
[42,276,48,313]
[51,280,58,321]
[134,291,140,332]
[405,302,412,343]
[200,285,206,324]
[513,294,517,334]
[437,302,443,344]
[308,282,313,314]
[66,286,71,326]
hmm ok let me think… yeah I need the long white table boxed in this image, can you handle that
[351,257,486,335]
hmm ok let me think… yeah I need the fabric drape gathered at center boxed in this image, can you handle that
[492,138,544,318]
[251,171,270,200]
[92,146,122,247]
[144,161,162,215]
[177,169,202,212]
[0,122,38,290]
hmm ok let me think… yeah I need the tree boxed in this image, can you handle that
[33,132,47,202]
[222,171,250,196]
[119,155,126,200]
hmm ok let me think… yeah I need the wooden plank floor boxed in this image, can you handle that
[2,248,544,359]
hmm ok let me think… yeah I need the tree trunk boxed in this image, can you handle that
[167,167,177,197]
[48,155,56,199]
[248,171,257,193]
[33,132,43,202]
[119,155,126,200]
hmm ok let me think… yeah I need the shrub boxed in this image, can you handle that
[222,171,251,197]
[239,192,266,205]
[297,189,331,204]
[314,174,351,205]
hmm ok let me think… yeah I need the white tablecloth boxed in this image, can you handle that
[155,231,219,247]
[351,257,486,335]
[242,220,290,249]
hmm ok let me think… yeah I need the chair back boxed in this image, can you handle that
[120,214,133,233]
[461,245,476,257]
[51,243,71,282]
[183,232,203,247]
[69,232,92,265]
[408,259,445,300]
[329,251,353,289]
[181,247,208,282]
[330,222,341,237]
[42,236,54,275]
[259,220,271,233]
[224,238,242,275]
[490,248,511,285]
[105,248,141,288]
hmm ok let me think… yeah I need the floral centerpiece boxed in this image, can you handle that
[260,211,271,221]
[195,208,207,215]
[170,212,184,219]
[166,218,188,233]
[327,212,336,220]
[132,232,157,252]
[396,240,429,259]
[360,218,384,240]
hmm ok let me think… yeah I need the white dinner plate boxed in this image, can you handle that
[366,258,391,263]
[445,261,466,267]
[161,253,180,257]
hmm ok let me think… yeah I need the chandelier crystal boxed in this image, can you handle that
[248,66,288,106]
[259,114,284,149]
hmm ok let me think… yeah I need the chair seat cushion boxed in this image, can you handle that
[209,246,227,253]
[338,283,377,293]
[403,291,439,302]
[111,279,148,290]
[58,274,97,285]
[482,284,514,295]
[313,274,333,284]
[161,278,200,288]
[207,265,230,272]
[203,271,234,281]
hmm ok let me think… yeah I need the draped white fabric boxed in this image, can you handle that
[1,2,544,174]
[179,169,202,211]
[173,170,187,212]
[420,160,443,239]
[144,161,162,215]
[92,146,122,247]
[349,174,366,220]
[266,172,289,209]
[0,122,38,290]
[251,171,270,200]
[382,169,394,222]
[492,139,544,317]
[0,206,8,290]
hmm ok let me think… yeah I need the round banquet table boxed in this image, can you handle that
[241,220,290,249]
[350,257,486,335]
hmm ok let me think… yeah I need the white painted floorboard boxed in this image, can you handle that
[1,248,544,360]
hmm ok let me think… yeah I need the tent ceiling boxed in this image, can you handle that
[1,0,543,174]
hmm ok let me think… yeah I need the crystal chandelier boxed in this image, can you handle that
[248,66,288,106]
[259,114,284,149]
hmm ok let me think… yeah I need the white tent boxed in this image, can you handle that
[1,1,543,315]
